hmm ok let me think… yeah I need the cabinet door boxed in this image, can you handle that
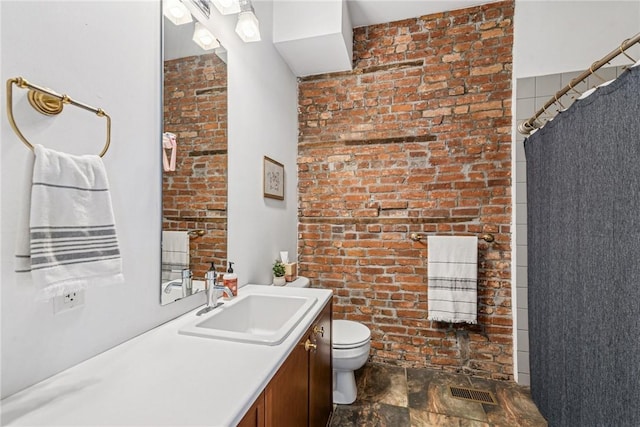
[265,337,309,427]
[237,391,264,427]
[309,300,332,427]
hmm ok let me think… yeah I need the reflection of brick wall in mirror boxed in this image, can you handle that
[163,52,228,281]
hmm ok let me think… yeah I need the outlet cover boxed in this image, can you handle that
[53,290,85,314]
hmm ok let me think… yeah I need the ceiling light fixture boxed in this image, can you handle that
[235,0,260,42]
[163,0,193,25]
[211,0,240,15]
[192,22,220,50]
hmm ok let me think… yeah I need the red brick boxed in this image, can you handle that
[298,1,514,380]
[163,53,228,279]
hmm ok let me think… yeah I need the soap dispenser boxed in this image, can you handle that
[223,262,238,297]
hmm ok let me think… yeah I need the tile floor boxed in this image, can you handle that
[330,363,547,427]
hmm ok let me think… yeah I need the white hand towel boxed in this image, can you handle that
[427,236,478,324]
[15,144,124,299]
[161,230,189,281]
[14,154,35,275]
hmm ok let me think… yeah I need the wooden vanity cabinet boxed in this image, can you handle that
[308,301,332,427]
[237,391,264,427]
[239,299,332,427]
[265,335,310,426]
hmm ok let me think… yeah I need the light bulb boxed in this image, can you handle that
[241,22,255,38]
[212,0,240,15]
[163,0,192,25]
[193,22,220,50]
[235,11,260,42]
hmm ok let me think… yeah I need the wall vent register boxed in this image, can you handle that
[448,386,497,405]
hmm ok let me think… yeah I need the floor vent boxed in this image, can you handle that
[448,386,498,405]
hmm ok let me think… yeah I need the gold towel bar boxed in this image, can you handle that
[187,229,205,238]
[410,233,495,243]
[5,77,111,157]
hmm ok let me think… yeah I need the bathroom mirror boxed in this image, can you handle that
[161,14,228,305]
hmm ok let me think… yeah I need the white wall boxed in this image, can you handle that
[273,0,353,76]
[0,0,298,398]
[514,0,640,78]
[224,1,300,285]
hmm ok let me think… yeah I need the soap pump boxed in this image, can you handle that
[223,262,238,297]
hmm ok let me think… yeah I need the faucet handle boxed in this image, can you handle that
[181,269,192,279]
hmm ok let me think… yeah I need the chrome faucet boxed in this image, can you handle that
[197,272,233,316]
[209,284,234,306]
[163,269,192,297]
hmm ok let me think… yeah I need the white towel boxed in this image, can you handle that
[15,144,124,300]
[161,230,189,282]
[427,236,478,324]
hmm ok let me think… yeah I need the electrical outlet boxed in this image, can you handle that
[53,290,85,314]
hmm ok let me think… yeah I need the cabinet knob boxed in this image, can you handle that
[304,339,317,352]
[313,325,324,337]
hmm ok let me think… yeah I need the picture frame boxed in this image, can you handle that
[263,156,284,200]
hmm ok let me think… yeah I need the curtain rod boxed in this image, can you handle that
[518,32,640,135]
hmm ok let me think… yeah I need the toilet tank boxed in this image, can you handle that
[285,276,310,288]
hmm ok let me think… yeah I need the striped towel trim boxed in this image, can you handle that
[428,277,477,291]
[26,224,120,272]
[32,182,110,192]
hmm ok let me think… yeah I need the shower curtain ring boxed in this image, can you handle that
[589,62,606,84]
[619,39,637,63]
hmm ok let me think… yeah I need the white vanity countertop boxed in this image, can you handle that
[1,285,333,426]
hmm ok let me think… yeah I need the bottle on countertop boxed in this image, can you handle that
[223,261,238,297]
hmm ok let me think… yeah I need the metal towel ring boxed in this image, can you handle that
[6,77,111,157]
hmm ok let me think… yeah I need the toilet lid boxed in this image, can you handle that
[285,276,310,288]
[333,320,371,349]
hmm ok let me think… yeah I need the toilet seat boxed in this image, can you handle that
[333,320,371,349]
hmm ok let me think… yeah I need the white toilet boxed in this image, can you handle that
[285,276,371,404]
[332,319,371,404]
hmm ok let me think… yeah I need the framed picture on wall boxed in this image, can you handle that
[263,156,284,200]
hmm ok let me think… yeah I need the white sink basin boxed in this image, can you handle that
[179,293,317,345]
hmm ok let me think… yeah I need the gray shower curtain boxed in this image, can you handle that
[525,65,640,427]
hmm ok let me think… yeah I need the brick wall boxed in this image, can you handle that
[163,53,227,279]
[298,1,514,380]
